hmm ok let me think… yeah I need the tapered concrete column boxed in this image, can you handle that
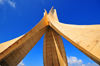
[0,60,9,66]
[48,7,100,65]
[43,27,68,66]
[0,11,48,66]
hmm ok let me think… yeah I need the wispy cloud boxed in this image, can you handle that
[68,56,82,66]
[17,61,26,66]
[82,63,99,66]
[0,0,16,8]
[67,56,99,66]
[7,0,16,8]
[0,0,3,4]
[17,56,99,66]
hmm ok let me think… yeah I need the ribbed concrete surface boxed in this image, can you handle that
[43,27,68,66]
[48,7,100,65]
[0,7,100,66]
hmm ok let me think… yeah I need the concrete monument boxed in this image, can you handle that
[0,7,100,66]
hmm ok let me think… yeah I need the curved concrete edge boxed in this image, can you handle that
[0,7,100,65]
[0,26,48,66]
[48,8,100,65]
[0,10,48,62]
[43,27,68,66]
[0,35,24,53]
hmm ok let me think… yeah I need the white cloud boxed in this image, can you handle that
[17,61,26,66]
[7,0,15,8]
[68,56,82,66]
[0,0,3,4]
[67,56,99,66]
[82,63,99,66]
[0,0,16,8]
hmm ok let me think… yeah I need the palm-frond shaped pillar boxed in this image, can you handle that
[0,7,100,66]
[43,27,68,66]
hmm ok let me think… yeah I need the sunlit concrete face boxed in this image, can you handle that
[48,7,100,65]
[0,7,100,66]
[43,27,68,66]
[0,11,48,66]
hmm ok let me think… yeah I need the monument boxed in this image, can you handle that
[0,7,100,66]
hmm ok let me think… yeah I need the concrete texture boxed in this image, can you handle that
[0,11,48,66]
[48,7,100,65]
[43,27,68,66]
[0,7,100,66]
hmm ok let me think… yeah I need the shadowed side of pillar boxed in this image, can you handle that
[51,28,68,66]
[0,26,48,66]
[0,60,9,66]
[43,27,68,66]
[48,7,100,65]
[0,11,48,66]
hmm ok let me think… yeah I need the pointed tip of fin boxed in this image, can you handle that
[44,9,47,16]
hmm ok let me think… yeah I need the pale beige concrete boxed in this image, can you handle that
[48,7,100,65]
[0,35,24,53]
[1,26,48,66]
[0,7,100,66]
[0,11,48,66]
[43,27,68,66]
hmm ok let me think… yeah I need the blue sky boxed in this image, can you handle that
[0,0,100,66]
